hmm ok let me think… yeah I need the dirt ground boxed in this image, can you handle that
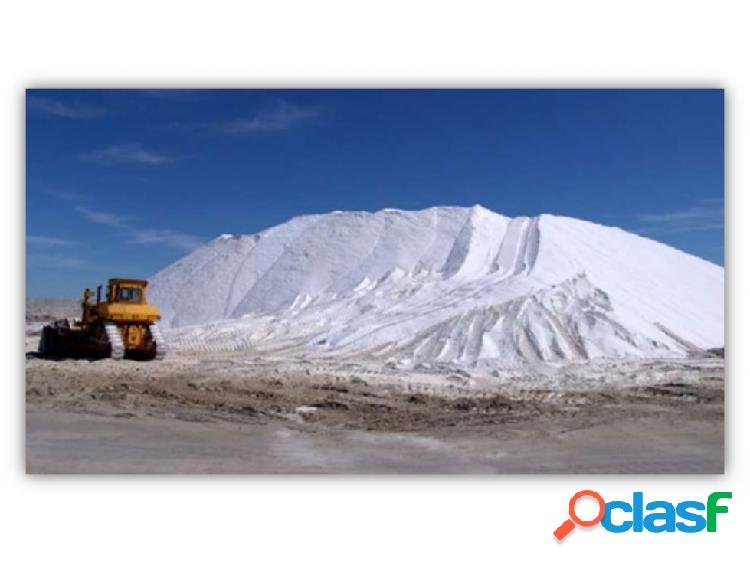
[25,345,724,474]
[24,298,724,473]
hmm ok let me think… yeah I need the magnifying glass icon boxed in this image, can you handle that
[553,490,606,541]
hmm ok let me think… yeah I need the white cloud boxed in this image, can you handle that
[171,100,319,134]
[27,235,76,247]
[27,254,109,271]
[74,204,202,252]
[131,228,203,251]
[137,89,203,101]
[80,143,176,165]
[27,96,105,119]
[75,205,131,228]
[636,198,724,234]
[42,188,80,201]
[223,100,319,133]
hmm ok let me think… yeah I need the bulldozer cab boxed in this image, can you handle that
[81,278,159,325]
[105,279,147,304]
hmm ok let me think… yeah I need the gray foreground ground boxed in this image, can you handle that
[27,408,722,474]
[25,352,723,474]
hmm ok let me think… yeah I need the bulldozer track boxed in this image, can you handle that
[104,322,125,360]
[150,323,168,360]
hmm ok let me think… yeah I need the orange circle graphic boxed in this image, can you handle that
[568,490,606,527]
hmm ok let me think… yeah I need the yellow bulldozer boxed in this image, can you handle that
[38,278,167,360]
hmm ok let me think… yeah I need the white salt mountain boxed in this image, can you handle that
[149,206,724,365]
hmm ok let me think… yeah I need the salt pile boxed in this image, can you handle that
[149,206,723,365]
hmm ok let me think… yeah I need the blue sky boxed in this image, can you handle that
[26,89,724,297]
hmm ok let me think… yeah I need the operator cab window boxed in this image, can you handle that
[118,287,142,302]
